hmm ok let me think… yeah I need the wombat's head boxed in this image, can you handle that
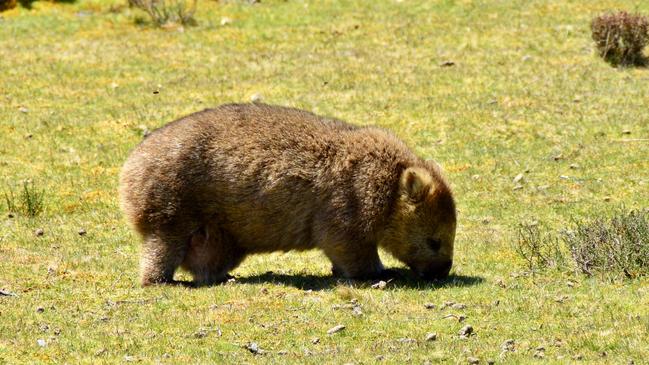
[379,165,457,280]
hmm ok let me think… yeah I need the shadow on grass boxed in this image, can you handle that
[234,268,484,291]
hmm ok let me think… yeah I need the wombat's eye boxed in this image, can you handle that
[426,238,441,251]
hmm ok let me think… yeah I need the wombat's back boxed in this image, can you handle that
[120,103,413,252]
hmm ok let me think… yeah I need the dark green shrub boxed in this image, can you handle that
[591,11,649,67]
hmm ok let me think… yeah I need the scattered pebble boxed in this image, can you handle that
[458,324,473,338]
[569,164,579,169]
[36,306,45,313]
[37,339,46,347]
[452,303,466,310]
[425,332,437,341]
[424,303,436,309]
[277,350,288,355]
[522,55,532,62]
[221,17,233,26]
[311,337,320,344]
[467,356,479,364]
[351,306,363,317]
[250,93,263,103]
[260,287,269,294]
[19,106,29,113]
[622,129,631,135]
[245,342,262,354]
[78,228,87,236]
[441,301,455,309]
[371,280,387,289]
[124,355,136,362]
[376,355,385,361]
[0,289,17,297]
[487,359,495,365]
[440,61,455,67]
[572,354,583,360]
[327,324,346,335]
[35,228,44,237]
[501,339,515,352]
[513,173,524,183]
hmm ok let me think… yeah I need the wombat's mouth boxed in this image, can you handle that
[416,259,453,280]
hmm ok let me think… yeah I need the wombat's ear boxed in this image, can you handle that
[400,167,433,203]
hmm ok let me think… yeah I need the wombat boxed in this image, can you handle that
[119,103,456,286]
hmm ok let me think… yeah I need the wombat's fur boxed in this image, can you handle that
[119,103,456,286]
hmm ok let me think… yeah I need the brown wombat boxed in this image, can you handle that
[119,103,456,286]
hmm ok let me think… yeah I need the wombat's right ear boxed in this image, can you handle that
[400,167,433,203]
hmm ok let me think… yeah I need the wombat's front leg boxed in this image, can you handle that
[322,242,385,280]
[140,232,188,286]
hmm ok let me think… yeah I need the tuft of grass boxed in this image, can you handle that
[566,209,649,279]
[515,209,649,279]
[3,181,45,218]
[591,11,649,67]
[129,0,198,27]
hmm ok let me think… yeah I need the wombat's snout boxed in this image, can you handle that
[420,259,453,280]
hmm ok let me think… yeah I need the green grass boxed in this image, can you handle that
[1,0,648,363]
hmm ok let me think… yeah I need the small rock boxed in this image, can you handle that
[441,301,455,309]
[246,342,262,354]
[277,350,288,355]
[522,55,532,62]
[513,184,523,191]
[425,332,437,341]
[37,339,47,347]
[553,154,563,161]
[467,357,480,364]
[572,354,583,360]
[440,61,455,67]
[351,306,363,317]
[311,337,320,344]
[371,280,387,289]
[603,196,611,202]
[221,17,233,26]
[452,303,466,310]
[124,355,136,362]
[375,355,385,361]
[513,173,524,183]
[424,303,436,309]
[0,289,17,297]
[533,350,545,359]
[78,228,87,236]
[327,324,346,335]
[487,360,495,365]
[19,106,29,113]
[35,228,45,237]
[501,339,515,352]
[260,287,269,294]
[622,129,631,135]
[458,324,473,338]
[569,164,579,169]
[250,93,263,103]
[36,306,45,313]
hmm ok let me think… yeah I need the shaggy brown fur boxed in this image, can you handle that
[119,103,456,286]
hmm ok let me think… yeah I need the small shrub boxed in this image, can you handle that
[591,11,649,67]
[129,0,198,27]
[565,209,649,279]
[514,209,649,279]
[514,223,567,271]
[3,181,45,218]
[0,0,17,12]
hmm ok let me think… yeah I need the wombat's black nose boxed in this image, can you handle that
[422,259,453,280]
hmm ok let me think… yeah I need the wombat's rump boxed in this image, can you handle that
[119,103,456,286]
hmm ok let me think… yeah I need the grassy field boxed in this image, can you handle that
[1,0,648,363]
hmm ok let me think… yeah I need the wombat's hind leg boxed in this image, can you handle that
[140,233,188,286]
[181,226,246,287]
